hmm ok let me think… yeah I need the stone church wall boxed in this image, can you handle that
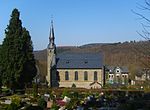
[57,68,103,89]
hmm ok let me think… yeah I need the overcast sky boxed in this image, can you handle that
[0,0,147,50]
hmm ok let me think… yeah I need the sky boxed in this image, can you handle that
[0,0,147,50]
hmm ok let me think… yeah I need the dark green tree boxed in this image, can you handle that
[19,28,37,87]
[0,8,36,90]
[0,66,2,93]
[0,45,2,93]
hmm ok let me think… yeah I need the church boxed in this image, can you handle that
[46,20,104,89]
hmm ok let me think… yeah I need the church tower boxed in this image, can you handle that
[46,20,57,87]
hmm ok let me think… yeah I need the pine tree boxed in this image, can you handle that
[19,28,37,86]
[0,8,36,90]
[0,45,2,92]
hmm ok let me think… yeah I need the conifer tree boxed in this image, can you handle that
[0,8,36,90]
[19,28,37,86]
[0,71,1,92]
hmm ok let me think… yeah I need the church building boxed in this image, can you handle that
[46,20,104,89]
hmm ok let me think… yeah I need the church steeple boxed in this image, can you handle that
[47,19,57,87]
[48,20,55,48]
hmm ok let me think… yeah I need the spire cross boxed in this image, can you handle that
[51,15,53,25]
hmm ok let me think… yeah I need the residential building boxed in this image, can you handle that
[105,66,129,85]
[135,68,150,84]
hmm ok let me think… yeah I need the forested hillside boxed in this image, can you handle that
[34,41,150,79]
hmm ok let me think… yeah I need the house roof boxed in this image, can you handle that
[135,71,143,77]
[135,69,150,77]
[56,52,103,69]
[105,66,129,73]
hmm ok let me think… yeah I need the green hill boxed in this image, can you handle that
[34,41,150,79]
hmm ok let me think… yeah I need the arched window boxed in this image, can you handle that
[56,71,60,81]
[65,71,69,80]
[84,71,88,81]
[94,71,98,81]
[75,71,78,80]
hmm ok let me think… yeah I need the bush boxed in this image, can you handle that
[11,95,21,107]
[62,89,70,98]
[7,103,18,110]
[51,102,59,110]
[65,98,78,109]
[71,92,79,98]
[38,97,47,109]
[120,86,127,90]
[2,88,10,94]
[33,83,38,98]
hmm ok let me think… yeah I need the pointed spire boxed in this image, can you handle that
[49,18,55,48]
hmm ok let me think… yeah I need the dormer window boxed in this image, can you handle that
[84,61,88,64]
[116,69,120,73]
[66,60,69,64]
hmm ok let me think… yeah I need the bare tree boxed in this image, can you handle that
[132,0,150,68]
[133,0,150,40]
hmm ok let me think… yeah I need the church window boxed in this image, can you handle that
[94,71,98,81]
[65,71,69,80]
[75,71,78,80]
[84,71,88,80]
